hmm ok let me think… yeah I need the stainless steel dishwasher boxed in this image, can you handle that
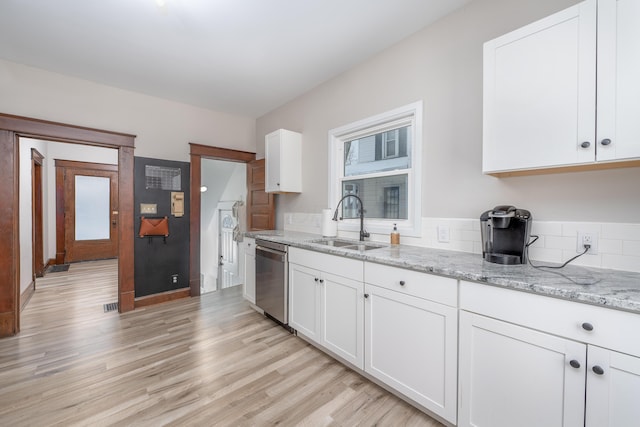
[255,239,288,325]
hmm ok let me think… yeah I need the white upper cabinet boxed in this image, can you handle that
[265,129,302,193]
[483,0,640,174]
[596,0,640,162]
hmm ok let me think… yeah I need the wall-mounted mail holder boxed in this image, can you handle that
[139,216,169,244]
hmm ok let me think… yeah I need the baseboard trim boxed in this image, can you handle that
[134,287,190,308]
[20,281,36,311]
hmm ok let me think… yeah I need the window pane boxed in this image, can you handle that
[341,174,408,220]
[75,175,110,240]
[344,125,411,177]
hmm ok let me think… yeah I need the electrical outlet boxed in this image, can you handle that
[576,232,598,255]
[171,274,178,284]
[437,225,450,243]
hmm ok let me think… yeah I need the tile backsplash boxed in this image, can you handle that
[283,212,640,273]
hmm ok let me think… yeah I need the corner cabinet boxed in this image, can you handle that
[242,238,256,304]
[458,280,640,427]
[483,0,640,175]
[265,129,302,193]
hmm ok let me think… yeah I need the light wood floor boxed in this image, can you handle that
[0,259,443,426]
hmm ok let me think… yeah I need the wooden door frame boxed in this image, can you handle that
[31,149,45,280]
[0,113,136,337]
[55,160,119,263]
[189,143,255,297]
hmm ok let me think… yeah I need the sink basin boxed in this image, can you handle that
[311,238,386,251]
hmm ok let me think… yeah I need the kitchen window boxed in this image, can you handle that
[329,101,422,237]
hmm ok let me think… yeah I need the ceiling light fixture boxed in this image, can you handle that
[200,185,208,193]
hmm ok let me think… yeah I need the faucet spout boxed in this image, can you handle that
[332,194,370,241]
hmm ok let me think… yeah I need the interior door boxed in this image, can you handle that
[218,209,238,289]
[57,160,119,263]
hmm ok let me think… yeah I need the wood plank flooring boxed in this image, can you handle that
[0,259,443,426]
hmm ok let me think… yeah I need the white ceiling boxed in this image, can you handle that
[0,0,470,118]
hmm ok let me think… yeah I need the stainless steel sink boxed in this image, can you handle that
[311,238,386,251]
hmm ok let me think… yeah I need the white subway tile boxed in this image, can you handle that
[602,223,640,241]
[530,221,562,236]
[562,222,602,237]
[545,235,576,251]
[623,240,640,257]
[599,239,623,255]
[602,254,640,273]
[564,250,602,268]
[528,247,563,264]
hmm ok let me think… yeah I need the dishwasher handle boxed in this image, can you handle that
[256,245,287,262]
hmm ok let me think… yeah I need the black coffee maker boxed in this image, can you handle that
[480,205,532,265]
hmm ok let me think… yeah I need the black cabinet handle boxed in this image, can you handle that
[582,322,594,331]
[314,278,319,282]
[364,293,369,298]
[592,365,605,375]
[399,280,406,286]
[581,141,591,148]
[319,279,324,284]
[569,360,581,369]
[600,138,612,146]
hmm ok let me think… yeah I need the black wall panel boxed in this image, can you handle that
[134,157,190,298]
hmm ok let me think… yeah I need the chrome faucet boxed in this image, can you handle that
[332,194,370,241]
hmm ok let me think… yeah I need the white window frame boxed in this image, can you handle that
[328,101,422,238]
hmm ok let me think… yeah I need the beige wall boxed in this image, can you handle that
[0,59,256,162]
[256,0,640,227]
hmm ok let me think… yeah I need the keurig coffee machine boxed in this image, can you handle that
[480,205,532,265]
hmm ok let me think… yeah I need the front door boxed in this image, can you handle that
[56,160,119,263]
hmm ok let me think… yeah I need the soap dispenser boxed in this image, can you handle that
[390,223,400,245]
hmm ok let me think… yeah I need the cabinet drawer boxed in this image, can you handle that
[289,247,363,282]
[364,262,457,307]
[460,280,640,357]
[243,238,256,256]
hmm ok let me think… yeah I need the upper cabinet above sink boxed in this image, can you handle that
[265,129,302,193]
[483,0,640,176]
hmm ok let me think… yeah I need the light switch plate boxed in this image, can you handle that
[437,225,450,243]
[140,203,157,214]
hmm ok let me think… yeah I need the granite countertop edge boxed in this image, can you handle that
[245,230,640,315]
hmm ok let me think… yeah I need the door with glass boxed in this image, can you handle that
[56,160,119,263]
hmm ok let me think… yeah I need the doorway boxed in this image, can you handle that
[0,113,135,337]
[199,158,246,294]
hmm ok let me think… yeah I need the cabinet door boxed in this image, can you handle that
[458,311,586,427]
[243,253,255,303]
[365,284,458,423]
[483,0,596,173]
[320,272,364,369]
[265,131,281,192]
[586,346,640,427]
[596,0,640,161]
[288,263,320,342]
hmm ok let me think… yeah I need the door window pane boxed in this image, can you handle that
[75,175,110,240]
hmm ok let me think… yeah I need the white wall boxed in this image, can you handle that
[256,0,640,227]
[0,59,256,162]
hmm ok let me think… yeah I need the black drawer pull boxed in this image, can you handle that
[581,322,594,331]
[399,280,406,286]
[569,360,581,369]
[592,365,604,375]
[364,293,369,299]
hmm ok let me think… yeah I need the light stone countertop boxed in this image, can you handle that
[245,230,640,315]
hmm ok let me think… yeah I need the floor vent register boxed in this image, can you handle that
[103,302,119,313]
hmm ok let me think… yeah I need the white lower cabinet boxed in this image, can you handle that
[586,346,640,427]
[288,248,364,369]
[364,283,458,424]
[242,238,255,304]
[459,280,640,427]
[458,311,586,427]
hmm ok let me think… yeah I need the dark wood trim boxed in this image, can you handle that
[20,281,35,311]
[118,147,135,313]
[188,143,256,299]
[0,113,135,148]
[134,287,190,308]
[0,113,136,336]
[31,149,45,278]
[44,258,55,270]
[189,143,255,162]
[54,159,118,171]
[55,166,65,265]
[189,153,202,297]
